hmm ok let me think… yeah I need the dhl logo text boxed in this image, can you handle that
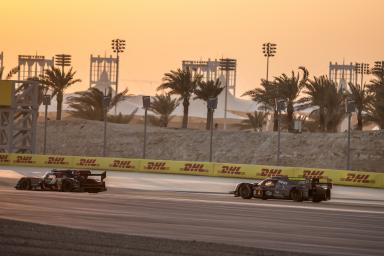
[302,170,326,179]
[259,168,282,177]
[183,163,207,172]
[0,155,10,163]
[342,173,372,183]
[110,160,135,169]
[144,162,168,170]
[46,157,68,165]
[78,158,98,167]
[219,166,244,175]
[14,155,34,164]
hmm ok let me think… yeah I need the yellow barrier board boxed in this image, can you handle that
[72,156,108,169]
[105,157,141,172]
[141,159,214,176]
[0,153,383,188]
[0,153,11,165]
[42,155,73,168]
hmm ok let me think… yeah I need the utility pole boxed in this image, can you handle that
[276,99,285,165]
[42,94,51,154]
[111,39,126,115]
[219,58,236,130]
[345,99,356,170]
[102,91,111,157]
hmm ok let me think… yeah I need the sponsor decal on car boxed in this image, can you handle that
[257,168,282,177]
[0,154,10,164]
[143,162,169,171]
[110,160,135,169]
[341,173,373,184]
[45,157,69,166]
[218,165,245,175]
[181,163,208,173]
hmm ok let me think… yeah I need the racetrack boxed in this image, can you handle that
[1,166,384,256]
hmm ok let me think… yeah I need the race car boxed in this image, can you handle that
[15,169,107,193]
[234,176,332,203]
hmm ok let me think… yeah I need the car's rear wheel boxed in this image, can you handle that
[312,189,324,203]
[62,179,73,192]
[291,189,303,202]
[239,183,253,199]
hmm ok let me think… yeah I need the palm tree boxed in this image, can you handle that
[366,70,384,129]
[237,111,268,131]
[243,79,279,131]
[194,79,224,130]
[149,93,179,127]
[157,69,201,128]
[348,82,369,130]
[66,87,128,121]
[0,66,19,80]
[275,66,308,130]
[39,67,81,120]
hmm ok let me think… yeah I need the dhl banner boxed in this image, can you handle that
[0,153,383,188]
[140,159,214,176]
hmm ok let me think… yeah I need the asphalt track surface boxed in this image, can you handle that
[1,166,384,256]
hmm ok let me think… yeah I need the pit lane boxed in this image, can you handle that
[0,166,383,256]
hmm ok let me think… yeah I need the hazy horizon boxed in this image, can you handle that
[2,0,383,97]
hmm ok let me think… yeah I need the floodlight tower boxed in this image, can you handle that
[111,39,125,115]
[355,62,370,86]
[219,58,236,130]
[55,54,72,73]
[373,61,384,74]
[262,42,277,83]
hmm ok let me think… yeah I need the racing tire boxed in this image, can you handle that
[260,190,268,200]
[18,178,31,190]
[62,179,74,192]
[312,190,324,203]
[290,189,304,202]
[238,183,253,199]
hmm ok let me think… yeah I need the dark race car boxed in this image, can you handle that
[15,169,107,193]
[234,176,332,203]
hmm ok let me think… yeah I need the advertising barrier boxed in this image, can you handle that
[141,159,214,176]
[0,153,383,188]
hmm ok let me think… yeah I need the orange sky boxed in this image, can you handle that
[1,0,383,97]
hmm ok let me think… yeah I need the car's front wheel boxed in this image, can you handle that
[238,183,253,199]
[290,189,304,202]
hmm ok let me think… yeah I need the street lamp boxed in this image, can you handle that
[207,97,218,162]
[102,92,111,157]
[345,99,356,170]
[142,96,150,159]
[55,54,71,73]
[111,39,125,94]
[276,99,286,165]
[262,43,277,82]
[355,62,370,86]
[219,58,236,130]
[42,94,51,154]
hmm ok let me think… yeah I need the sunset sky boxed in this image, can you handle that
[1,0,383,97]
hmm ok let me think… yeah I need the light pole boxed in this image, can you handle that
[55,54,71,73]
[219,58,236,130]
[262,43,277,83]
[208,97,218,162]
[42,94,51,154]
[142,96,150,159]
[102,92,111,157]
[276,99,285,165]
[345,99,356,170]
[111,39,125,114]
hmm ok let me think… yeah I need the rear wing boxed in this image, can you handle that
[311,178,332,189]
[87,171,106,181]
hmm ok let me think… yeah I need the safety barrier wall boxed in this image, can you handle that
[0,153,383,188]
